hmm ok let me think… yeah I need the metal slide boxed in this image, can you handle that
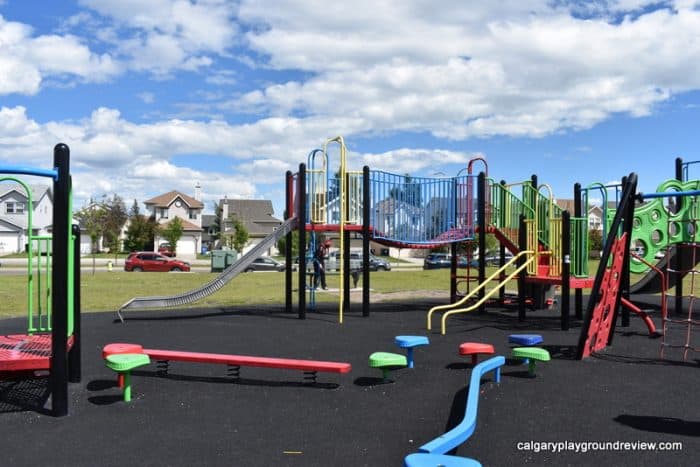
[630,244,699,294]
[117,217,298,321]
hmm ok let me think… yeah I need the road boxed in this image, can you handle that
[0,256,423,275]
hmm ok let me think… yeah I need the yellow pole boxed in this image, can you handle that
[324,136,347,324]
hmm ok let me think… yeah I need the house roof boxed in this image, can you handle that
[144,191,204,209]
[161,218,202,232]
[0,183,51,205]
[373,198,424,215]
[221,199,282,236]
[201,214,216,228]
[555,199,618,213]
[0,183,52,230]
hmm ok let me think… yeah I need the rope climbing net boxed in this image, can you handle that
[661,239,699,362]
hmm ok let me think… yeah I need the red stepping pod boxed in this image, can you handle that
[102,343,145,388]
[459,342,495,365]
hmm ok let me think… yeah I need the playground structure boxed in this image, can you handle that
[116,135,697,361]
[286,136,602,329]
[0,144,81,416]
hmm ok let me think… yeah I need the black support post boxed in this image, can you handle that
[574,182,583,320]
[518,214,527,322]
[285,170,293,313]
[50,143,70,417]
[675,157,683,316]
[499,180,507,303]
[450,242,457,302]
[477,172,486,313]
[343,229,351,312]
[362,166,370,317]
[620,176,631,327]
[561,211,571,330]
[297,164,307,319]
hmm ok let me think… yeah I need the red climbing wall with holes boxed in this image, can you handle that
[580,233,628,358]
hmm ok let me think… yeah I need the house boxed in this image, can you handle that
[555,199,617,231]
[219,199,282,256]
[373,197,425,243]
[0,183,52,254]
[201,213,216,253]
[144,189,204,258]
[73,201,107,254]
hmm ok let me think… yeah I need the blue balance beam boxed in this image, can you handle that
[415,356,505,455]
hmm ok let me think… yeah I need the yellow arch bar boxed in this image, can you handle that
[427,251,535,335]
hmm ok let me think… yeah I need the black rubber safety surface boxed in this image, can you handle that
[0,298,697,466]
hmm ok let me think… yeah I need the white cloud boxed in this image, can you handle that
[77,0,238,76]
[358,148,479,174]
[0,15,119,95]
[236,1,700,140]
[137,92,155,104]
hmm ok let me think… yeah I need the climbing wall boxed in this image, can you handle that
[579,233,628,358]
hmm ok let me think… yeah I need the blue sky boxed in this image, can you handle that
[1,0,700,216]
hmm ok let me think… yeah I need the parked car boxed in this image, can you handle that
[654,248,668,259]
[326,251,391,271]
[327,251,362,271]
[458,256,479,268]
[244,256,286,272]
[124,252,190,272]
[368,254,391,271]
[483,252,514,265]
[423,253,451,269]
[158,242,175,257]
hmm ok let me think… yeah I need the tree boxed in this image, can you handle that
[124,200,157,252]
[589,229,603,251]
[74,200,107,275]
[277,230,299,258]
[405,174,422,207]
[223,214,249,253]
[102,194,128,261]
[210,201,223,247]
[159,217,184,256]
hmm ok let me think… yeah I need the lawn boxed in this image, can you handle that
[0,259,686,320]
[0,269,463,319]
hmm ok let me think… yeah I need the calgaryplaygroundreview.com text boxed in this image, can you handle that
[516,440,683,454]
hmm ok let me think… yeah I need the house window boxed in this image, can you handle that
[189,209,197,220]
[6,202,26,214]
[158,208,169,219]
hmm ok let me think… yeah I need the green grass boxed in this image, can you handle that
[0,259,692,321]
[0,269,467,319]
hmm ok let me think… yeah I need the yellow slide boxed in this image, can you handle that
[427,251,535,335]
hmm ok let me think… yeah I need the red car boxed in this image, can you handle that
[124,252,191,272]
[158,242,175,257]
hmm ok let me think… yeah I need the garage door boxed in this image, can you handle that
[176,236,197,257]
[0,232,20,254]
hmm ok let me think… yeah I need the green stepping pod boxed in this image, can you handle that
[368,352,407,381]
[512,347,550,377]
[105,353,151,402]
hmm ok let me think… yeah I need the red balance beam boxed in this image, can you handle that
[103,343,352,374]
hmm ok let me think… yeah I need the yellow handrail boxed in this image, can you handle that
[427,251,535,335]
[324,136,347,323]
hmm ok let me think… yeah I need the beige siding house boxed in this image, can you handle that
[144,190,204,258]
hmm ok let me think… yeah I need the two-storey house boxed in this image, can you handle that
[0,183,52,254]
[144,190,204,258]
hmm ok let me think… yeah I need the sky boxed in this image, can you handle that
[1,0,700,217]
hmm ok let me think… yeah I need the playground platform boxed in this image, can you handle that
[0,299,696,466]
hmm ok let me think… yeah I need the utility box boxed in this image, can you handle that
[224,251,238,268]
[211,250,226,272]
[211,250,238,272]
